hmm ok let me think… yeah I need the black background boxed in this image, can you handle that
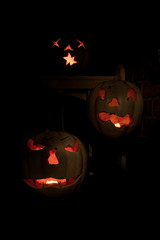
[14,3,160,78]
[5,4,160,235]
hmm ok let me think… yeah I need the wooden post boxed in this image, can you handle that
[116,64,125,81]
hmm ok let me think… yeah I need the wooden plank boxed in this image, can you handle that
[39,75,115,90]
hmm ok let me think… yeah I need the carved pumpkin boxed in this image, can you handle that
[87,80,143,138]
[50,38,90,73]
[23,130,88,197]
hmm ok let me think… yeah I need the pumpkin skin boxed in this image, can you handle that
[23,130,88,197]
[50,38,90,74]
[87,80,143,138]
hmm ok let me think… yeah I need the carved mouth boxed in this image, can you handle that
[24,177,78,189]
[98,112,133,128]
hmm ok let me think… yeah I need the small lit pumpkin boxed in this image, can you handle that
[23,130,88,197]
[50,38,90,73]
[87,80,143,138]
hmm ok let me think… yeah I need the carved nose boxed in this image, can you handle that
[108,98,120,107]
[48,148,59,165]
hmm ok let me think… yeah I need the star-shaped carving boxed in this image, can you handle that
[63,53,78,66]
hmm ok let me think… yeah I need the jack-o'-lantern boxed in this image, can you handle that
[23,130,88,197]
[87,80,143,138]
[50,38,90,73]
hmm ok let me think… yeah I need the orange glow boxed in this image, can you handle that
[64,141,80,152]
[48,148,59,165]
[27,139,45,151]
[36,177,66,185]
[63,53,78,66]
[96,89,105,100]
[108,98,120,107]
[77,39,85,48]
[127,88,137,102]
[64,44,74,51]
[51,38,61,48]
[25,177,77,188]
[114,123,121,128]
[98,112,133,128]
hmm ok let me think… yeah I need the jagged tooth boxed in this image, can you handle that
[58,181,62,186]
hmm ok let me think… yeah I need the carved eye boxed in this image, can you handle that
[127,88,137,102]
[76,39,85,48]
[64,141,80,152]
[96,89,105,100]
[27,139,45,151]
[51,38,61,48]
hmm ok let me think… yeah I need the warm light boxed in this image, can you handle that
[64,141,80,152]
[108,98,120,107]
[77,39,85,48]
[96,89,105,100]
[36,177,67,185]
[48,148,59,165]
[51,38,61,48]
[46,179,58,184]
[27,139,45,151]
[64,44,74,51]
[98,112,133,128]
[25,177,77,188]
[63,53,78,66]
[127,88,137,102]
[114,123,121,128]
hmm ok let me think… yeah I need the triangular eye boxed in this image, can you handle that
[64,141,80,152]
[127,88,137,102]
[27,139,45,151]
[96,89,105,100]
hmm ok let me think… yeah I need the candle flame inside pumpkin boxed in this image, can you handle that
[25,177,77,188]
[98,112,133,128]
[25,140,81,188]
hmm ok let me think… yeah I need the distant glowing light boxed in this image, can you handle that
[64,44,74,51]
[63,52,77,66]
[76,39,85,48]
[51,38,61,48]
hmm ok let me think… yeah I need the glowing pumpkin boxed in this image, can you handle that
[87,80,143,138]
[23,130,88,197]
[50,38,90,73]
